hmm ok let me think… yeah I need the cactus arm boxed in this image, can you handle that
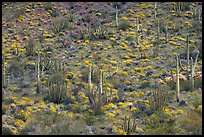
[178,54,186,72]
[193,53,199,71]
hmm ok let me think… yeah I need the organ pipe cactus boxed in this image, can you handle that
[122,115,137,135]
[149,84,169,111]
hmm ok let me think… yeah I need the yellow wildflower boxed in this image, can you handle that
[50,107,57,113]
[176,109,184,115]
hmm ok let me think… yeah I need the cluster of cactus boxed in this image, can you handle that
[148,84,169,111]
[91,25,109,40]
[121,115,137,135]
[79,27,91,40]
[177,34,199,90]
[87,66,106,115]
[173,34,199,101]
[193,8,202,22]
[45,72,67,104]
[87,64,118,115]
[174,2,183,15]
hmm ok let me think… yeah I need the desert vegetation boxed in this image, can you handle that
[2,2,202,135]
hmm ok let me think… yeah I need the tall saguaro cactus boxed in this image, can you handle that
[100,69,103,94]
[176,54,180,102]
[116,5,119,27]
[157,20,160,40]
[36,49,42,94]
[154,2,157,19]
[165,26,168,43]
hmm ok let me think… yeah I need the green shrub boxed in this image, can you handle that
[145,111,177,135]
[25,38,37,56]
[20,112,90,135]
[44,2,53,11]
[118,21,130,31]
[177,111,202,135]
[51,16,72,34]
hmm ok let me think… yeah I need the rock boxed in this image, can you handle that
[106,127,113,133]
[179,100,187,106]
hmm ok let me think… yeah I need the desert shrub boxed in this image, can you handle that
[177,111,202,135]
[3,6,24,21]
[8,57,24,78]
[51,16,72,34]
[44,2,53,11]
[20,112,90,135]
[2,125,15,135]
[14,110,27,121]
[145,111,177,135]
[191,95,202,109]
[84,112,97,126]
[166,80,176,90]
[15,7,24,18]
[180,80,191,91]
[25,38,37,56]
[194,78,202,89]
[125,36,134,41]
[118,21,130,31]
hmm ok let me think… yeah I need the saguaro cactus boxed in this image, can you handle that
[36,49,42,93]
[99,69,103,94]
[165,26,168,43]
[116,5,119,27]
[176,54,180,102]
[157,20,160,40]
[154,2,157,19]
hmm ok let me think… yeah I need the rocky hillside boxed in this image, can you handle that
[2,2,202,135]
